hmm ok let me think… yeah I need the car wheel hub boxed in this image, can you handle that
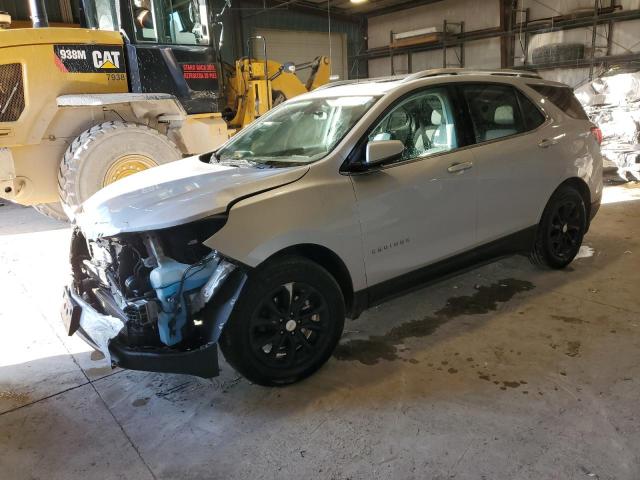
[285,319,297,332]
[249,282,329,369]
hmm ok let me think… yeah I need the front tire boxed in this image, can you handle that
[58,121,181,213]
[530,185,587,269]
[219,256,345,386]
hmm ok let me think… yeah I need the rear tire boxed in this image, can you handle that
[219,256,345,386]
[530,185,587,269]
[58,121,181,214]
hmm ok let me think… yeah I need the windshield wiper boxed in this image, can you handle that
[218,158,261,168]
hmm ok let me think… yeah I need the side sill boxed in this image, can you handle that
[352,225,537,314]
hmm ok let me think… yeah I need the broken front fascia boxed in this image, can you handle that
[68,229,241,368]
[144,235,236,346]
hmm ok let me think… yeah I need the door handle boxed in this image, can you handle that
[447,161,473,173]
[538,138,558,148]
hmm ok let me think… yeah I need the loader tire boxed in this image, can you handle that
[33,202,68,222]
[58,121,181,213]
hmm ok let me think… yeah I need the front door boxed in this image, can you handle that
[350,87,477,288]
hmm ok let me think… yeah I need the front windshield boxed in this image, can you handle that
[216,96,378,165]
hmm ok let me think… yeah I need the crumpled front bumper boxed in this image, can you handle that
[62,266,248,379]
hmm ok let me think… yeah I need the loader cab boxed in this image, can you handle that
[80,0,221,114]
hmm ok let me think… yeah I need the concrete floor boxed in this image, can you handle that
[0,182,639,480]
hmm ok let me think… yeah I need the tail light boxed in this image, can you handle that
[590,126,603,145]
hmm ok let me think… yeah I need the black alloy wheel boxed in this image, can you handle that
[530,185,587,269]
[547,198,583,260]
[219,256,345,386]
[248,282,330,369]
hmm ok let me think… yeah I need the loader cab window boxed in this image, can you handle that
[132,0,210,46]
[132,0,157,41]
[82,0,119,31]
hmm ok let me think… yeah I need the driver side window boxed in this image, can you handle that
[369,88,458,164]
[133,0,209,45]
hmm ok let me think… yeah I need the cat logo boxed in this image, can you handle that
[92,50,121,70]
[54,44,126,73]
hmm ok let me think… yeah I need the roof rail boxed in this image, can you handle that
[314,75,406,91]
[402,68,542,82]
[314,79,363,91]
[312,69,542,92]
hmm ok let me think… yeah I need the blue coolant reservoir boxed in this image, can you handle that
[150,254,219,346]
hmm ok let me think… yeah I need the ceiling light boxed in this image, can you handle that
[350,0,368,4]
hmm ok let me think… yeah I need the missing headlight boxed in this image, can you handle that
[154,215,228,264]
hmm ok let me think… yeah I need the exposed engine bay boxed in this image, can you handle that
[66,217,247,378]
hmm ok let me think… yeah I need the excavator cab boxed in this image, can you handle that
[78,0,222,114]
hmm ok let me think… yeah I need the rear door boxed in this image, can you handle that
[458,83,550,244]
[349,86,477,287]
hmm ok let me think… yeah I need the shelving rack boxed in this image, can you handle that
[360,1,640,78]
[388,19,464,75]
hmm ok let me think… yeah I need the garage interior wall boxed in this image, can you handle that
[367,0,502,77]
[367,0,640,87]
[253,28,348,82]
[231,0,366,80]
[519,0,640,86]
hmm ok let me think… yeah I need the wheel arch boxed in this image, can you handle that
[533,176,593,237]
[266,243,355,317]
[557,177,592,223]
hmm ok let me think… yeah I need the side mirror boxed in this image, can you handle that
[366,140,404,167]
[282,62,296,74]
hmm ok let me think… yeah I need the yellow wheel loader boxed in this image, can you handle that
[0,0,330,220]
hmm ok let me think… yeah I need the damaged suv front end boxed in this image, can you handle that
[64,217,247,378]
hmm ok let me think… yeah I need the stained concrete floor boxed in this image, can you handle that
[0,182,639,480]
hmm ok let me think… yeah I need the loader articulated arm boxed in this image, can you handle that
[268,56,331,102]
[224,56,331,130]
[304,56,331,91]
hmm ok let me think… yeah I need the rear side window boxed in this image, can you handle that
[517,91,546,130]
[528,84,589,120]
[461,84,525,143]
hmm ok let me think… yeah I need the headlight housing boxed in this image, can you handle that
[153,214,228,264]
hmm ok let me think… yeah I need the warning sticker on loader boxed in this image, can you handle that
[53,45,126,74]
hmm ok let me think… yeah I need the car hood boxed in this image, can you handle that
[75,156,309,239]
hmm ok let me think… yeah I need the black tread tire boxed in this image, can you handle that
[530,185,587,269]
[33,202,68,222]
[219,256,345,386]
[58,121,181,212]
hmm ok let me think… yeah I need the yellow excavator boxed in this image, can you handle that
[0,0,330,219]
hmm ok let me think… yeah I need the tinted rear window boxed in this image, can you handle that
[461,84,525,143]
[516,90,546,130]
[528,84,589,120]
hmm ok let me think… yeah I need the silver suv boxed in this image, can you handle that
[63,69,603,386]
